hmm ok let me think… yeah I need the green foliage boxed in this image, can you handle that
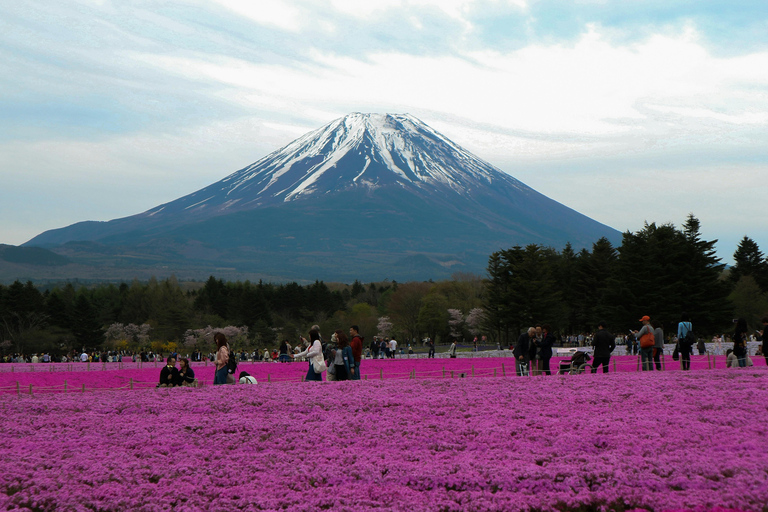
[730,236,768,292]
[728,276,768,329]
[417,293,449,342]
[482,245,562,346]
[483,215,733,338]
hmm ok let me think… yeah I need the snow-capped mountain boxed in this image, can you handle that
[138,113,527,219]
[24,113,620,281]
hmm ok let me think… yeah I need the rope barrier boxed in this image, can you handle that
[2,355,765,394]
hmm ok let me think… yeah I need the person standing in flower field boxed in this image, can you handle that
[591,321,615,373]
[634,316,655,371]
[448,339,458,358]
[427,338,435,358]
[213,333,229,385]
[514,327,534,376]
[349,325,363,380]
[677,313,694,371]
[389,338,398,359]
[296,330,324,382]
[761,316,768,366]
[538,325,555,376]
[652,320,664,371]
[733,318,748,368]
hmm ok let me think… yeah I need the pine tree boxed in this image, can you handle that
[730,236,768,292]
[72,293,103,349]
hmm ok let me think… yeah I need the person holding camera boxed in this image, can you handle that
[158,356,181,387]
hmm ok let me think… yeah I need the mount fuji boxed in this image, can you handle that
[23,113,620,281]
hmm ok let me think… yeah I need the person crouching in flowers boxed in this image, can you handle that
[178,357,196,387]
[295,330,324,382]
[158,356,180,387]
[238,371,257,384]
[213,332,229,385]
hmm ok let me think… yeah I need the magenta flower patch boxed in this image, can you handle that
[0,367,766,511]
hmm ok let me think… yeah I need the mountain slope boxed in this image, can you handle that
[23,113,620,281]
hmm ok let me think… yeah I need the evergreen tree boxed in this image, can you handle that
[72,293,103,349]
[679,214,732,334]
[730,236,768,292]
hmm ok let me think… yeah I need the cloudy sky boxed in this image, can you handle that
[1,0,767,262]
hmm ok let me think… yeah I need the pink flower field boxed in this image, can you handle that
[1,367,767,511]
[1,354,761,394]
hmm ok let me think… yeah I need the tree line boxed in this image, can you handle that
[0,214,764,356]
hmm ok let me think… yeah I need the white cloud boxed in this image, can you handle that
[329,0,527,19]
[208,0,304,31]
[125,24,768,146]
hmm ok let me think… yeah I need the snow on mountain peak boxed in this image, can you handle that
[146,113,526,217]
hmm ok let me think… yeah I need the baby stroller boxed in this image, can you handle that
[558,351,591,375]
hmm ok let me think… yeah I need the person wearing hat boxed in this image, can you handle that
[633,316,654,371]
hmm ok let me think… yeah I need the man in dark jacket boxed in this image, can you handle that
[158,356,180,387]
[513,327,535,376]
[591,322,616,373]
[539,325,555,376]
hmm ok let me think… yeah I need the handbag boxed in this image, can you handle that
[672,343,679,361]
[312,356,327,374]
[639,331,655,349]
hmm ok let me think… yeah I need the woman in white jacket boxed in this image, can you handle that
[295,330,324,382]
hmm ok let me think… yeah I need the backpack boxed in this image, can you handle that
[681,323,695,349]
[226,345,238,375]
[683,330,696,349]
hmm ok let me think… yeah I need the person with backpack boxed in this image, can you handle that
[213,332,229,385]
[633,315,655,371]
[677,313,695,371]
[349,325,364,380]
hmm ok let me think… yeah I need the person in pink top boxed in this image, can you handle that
[213,332,229,385]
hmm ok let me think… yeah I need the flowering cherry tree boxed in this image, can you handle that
[465,308,484,336]
[447,309,465,338]
[104,323,152,346]
[377,316,393,338]
[183,325,249,350]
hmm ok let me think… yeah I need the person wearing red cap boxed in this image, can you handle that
[633,316,654,371]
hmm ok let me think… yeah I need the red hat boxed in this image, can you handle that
[639,315,650,322]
